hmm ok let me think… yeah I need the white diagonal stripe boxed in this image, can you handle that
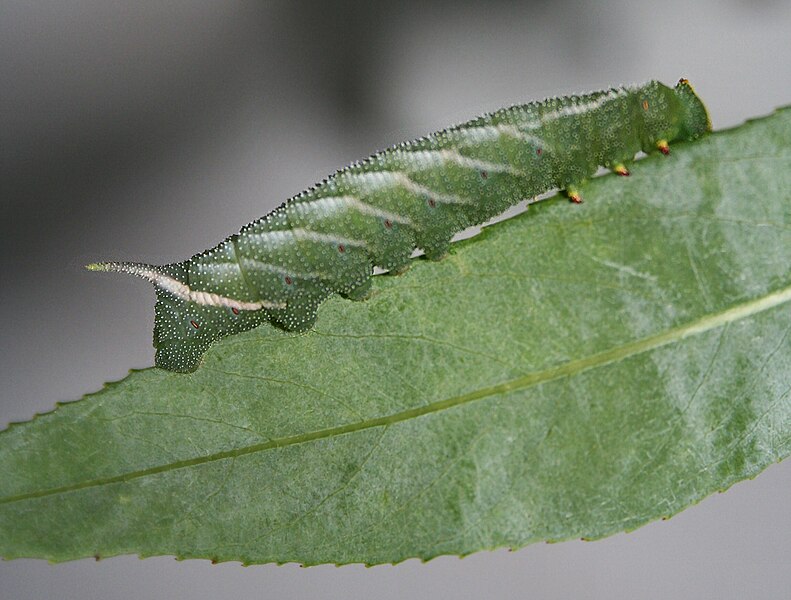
[88,263,284,310]
[246,227,368,249]
[342,170,474,205]
[445,124,543,147]
[394,173,475,205]
[540,88,628,122]
[294,194,413,225]
[395,148,523,176]
[237,257,329,281]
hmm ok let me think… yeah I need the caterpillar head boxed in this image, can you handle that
[674,78,711,140]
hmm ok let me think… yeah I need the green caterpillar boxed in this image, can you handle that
[88,78,711,373]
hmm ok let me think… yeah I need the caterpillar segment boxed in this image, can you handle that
[88,78,710,372]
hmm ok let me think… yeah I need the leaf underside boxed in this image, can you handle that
[1,108,790,566]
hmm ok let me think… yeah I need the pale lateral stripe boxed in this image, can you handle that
[394,172,475,205]
[528,88,628,127]
[495,123,544,145]
[440,148,519,174]
[340,170,402,191]
[446,124,543,147]
[237,256,329,281]
[343,170,474,205]
[395,148,523,176]
[198,258,328,281]
[240,229,294,246]
[446,125,501,144]
[292,228,368,248]
[88,263,283,310]
[294,194,413,225]
[246,227,368,249]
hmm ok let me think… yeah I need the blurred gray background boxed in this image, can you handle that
[1,1,790,598]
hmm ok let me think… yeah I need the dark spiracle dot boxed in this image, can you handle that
[428,197,436,208]
[231,307,240,315]
[384,219,393,229]
[480,170,488,179]
[338,244,345,253]
[190,320,200,329]
[536,147,543,156]
[285,276,293,285]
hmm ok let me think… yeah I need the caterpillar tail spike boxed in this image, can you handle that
[90,78,711,372]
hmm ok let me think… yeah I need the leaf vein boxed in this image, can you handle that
[3,285,790,506]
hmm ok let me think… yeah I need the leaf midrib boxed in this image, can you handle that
[3,284,790,506]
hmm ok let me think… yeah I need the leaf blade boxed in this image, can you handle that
[2,108,790,565]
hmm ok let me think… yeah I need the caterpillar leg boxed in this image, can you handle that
[657,139,670,155]
[341,278,373,301]
[612,163,631,177]
[565,185,583,204]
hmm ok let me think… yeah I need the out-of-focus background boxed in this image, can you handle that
[1,1,790,598]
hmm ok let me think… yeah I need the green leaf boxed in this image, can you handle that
[2,108,790,566]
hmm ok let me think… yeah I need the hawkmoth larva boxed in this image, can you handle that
[88,78,711,372]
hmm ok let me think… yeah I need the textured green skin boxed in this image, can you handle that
[98,79,710,372]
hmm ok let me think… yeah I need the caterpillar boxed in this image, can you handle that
[88,78,711,373]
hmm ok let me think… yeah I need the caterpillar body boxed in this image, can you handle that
[88,79,711,372]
